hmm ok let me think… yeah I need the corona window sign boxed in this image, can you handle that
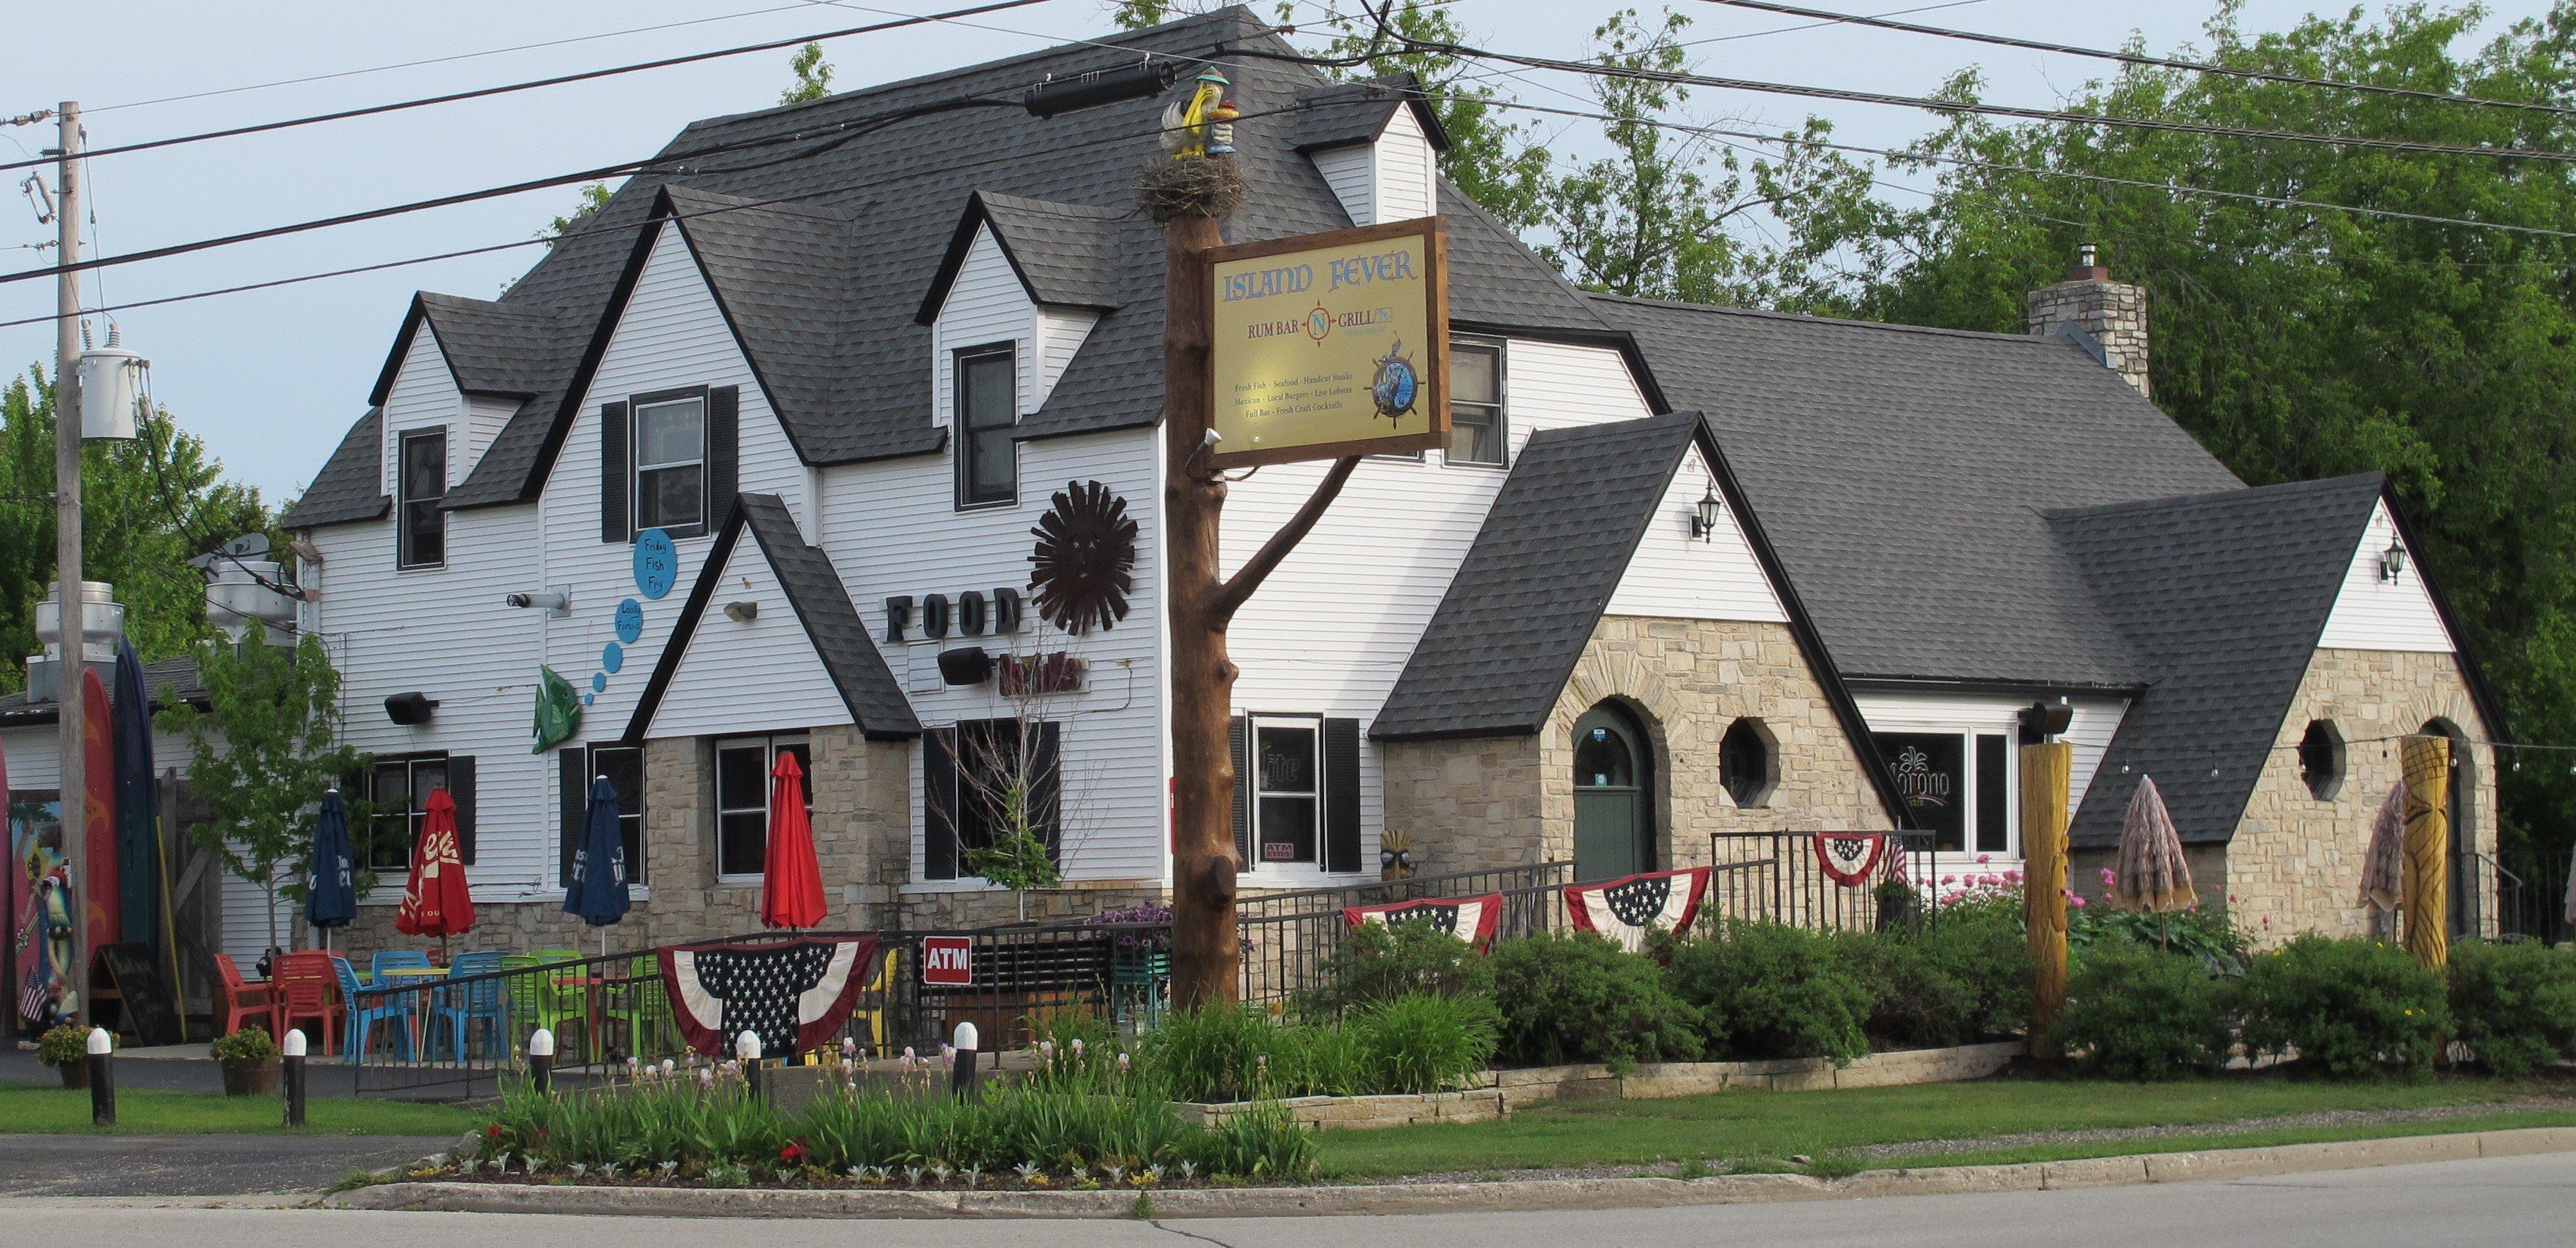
[1207,218,1448,467]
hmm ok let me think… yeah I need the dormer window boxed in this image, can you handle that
[955,344,1017,508]
[396,427,447,568]
[634,393,707,533]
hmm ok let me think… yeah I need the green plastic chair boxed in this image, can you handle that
[618,952,668,1059]
[518,948,592,1059]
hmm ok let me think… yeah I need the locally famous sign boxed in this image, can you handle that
[1207,218,1448,468]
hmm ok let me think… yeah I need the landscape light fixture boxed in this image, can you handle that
[724,601,759,623]
[1688,484,1722,541]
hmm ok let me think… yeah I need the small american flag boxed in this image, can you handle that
[19,969,54,1025]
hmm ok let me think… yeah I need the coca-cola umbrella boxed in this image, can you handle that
[761,752,826,930]
[394,788,476,959]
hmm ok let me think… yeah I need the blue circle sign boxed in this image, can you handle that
[591,671,607,693]
[582,693,596,707]
[633,529,679,600]
[615,598,645,643]
[602,642,625,674]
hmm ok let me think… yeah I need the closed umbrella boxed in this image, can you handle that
[394,788,476,958]
[2360,783,2406,937]
[761,752,824,930]
[306,789,357,951]
[111,639,158,955]
[563,775,631,958]
[2109,776,2198,940]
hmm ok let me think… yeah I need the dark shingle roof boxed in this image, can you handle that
[1595,295,2243,688]
[1374,413,1699,739]
[281,406,388,529]
[415,294,569,396]
[917,192,1129,321]
[2054,474,2384,845]
[623,493,917,741]
[0,656,205,728]
[321,7,1608,519]
[1288,73,1450,153]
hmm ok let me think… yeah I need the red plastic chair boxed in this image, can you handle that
[213,954,273,1038]
[269,951,340,1055]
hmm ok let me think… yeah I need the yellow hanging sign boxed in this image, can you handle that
[1206,218,1449,468]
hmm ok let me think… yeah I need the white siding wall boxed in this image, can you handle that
[2317,500,2454,653]
[1313,145,1373,227]
[929,227,1096,429]
[646,526,854,738]
[1855,690,2131,855]
[464,395,518,468]
[379,327,459,497]
[311,220,807,910]
[1223,338,1656,885]
[1605,445,1787,622]
[817,429,1166,886]
[1306,107,1438,227]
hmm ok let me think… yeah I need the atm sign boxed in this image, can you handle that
[921,937,973,986]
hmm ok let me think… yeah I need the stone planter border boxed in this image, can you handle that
[1175,1040,2022,1131]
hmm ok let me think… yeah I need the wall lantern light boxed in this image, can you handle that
[723,601,759,623]
[1688,485,1722,541]
[2378,536,2407,583]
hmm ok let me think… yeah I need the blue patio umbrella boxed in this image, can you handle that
[307,788,357,949]
[563,775,631,954]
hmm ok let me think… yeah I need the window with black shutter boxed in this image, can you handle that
[715,734,807,880]
[924,718,1061,880]
[559,745,645,886]
[924,728,960,880]
[1323,718,1361,875]
[396,428,447,568]
[362,753,448,872]
[599,401,630,543]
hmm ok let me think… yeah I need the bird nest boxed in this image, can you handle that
[1136,155,1247,223]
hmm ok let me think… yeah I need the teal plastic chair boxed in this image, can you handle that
[332,954,416,1061]
[430,951,506,1059]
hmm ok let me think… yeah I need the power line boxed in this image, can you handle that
[1402,34,2576,167]
[1695,0,2576,121]
[83,2,832,115]
[0,96,1317,331]
[0,0,1056,175]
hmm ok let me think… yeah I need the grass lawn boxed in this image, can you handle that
[1320,1076,2576,1179]
[0,1081,476,1135]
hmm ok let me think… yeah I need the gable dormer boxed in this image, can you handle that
[1292,74,1450,226]
[916,193,1120,433]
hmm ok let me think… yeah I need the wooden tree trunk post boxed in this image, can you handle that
[2020,741,2072,1059]
[2400,734,2451,970]
[1164,210,1240,1009]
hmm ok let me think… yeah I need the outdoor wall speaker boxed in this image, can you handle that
[938,647,993,686]
[385,691,440,726]
[2018,699,2073,745]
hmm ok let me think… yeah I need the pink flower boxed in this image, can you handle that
[1976,854,1993,864]
[2069,895,2088,908]
[2003,870,2022,883]
[2100,867,2118,887]
[1941,875,1956,886]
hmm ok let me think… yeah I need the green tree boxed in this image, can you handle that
[542,181,614,243]
[0,366,268,692]
[781,41,837,105]
[1768,1,2576,887]
[156,623,369,950]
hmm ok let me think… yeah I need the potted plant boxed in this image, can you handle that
[37,1024,92,1088]
[210,1027,281,1097]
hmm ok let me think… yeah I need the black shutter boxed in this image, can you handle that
[705,385,739,536]
[1033,720,1062,861]
[924,728,960,881]
[1323,718,1361,875]
[559,746,588,886]
[599,401,631,542]
[1228,716,1250,870]
[447,755,478,865]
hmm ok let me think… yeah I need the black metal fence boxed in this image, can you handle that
[344,834,1951,1097]
[1706,830,1942,933]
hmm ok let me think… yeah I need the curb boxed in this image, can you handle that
[326,1125,2576,1219]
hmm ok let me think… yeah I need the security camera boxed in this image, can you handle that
[504,589,573,616]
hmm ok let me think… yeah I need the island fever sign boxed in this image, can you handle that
[1206,218,1449,468]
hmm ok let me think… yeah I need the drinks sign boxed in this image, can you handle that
[1207,218,1449,468]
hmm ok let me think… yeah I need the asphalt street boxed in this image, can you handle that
[1,1152,2570,1247]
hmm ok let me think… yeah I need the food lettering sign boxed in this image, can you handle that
[1207,218,1448,468]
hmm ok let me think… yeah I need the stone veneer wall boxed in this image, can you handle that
[2217,647,2499,945]
[1382,616,1893,881]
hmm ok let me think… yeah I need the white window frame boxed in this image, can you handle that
[631,393,708,535]
[1875,727,2020,865]
[713,732,810,884]
[1443,338,1508,468]
[395,427,448,569]
[1247,714,1323,872]
[953,343,1018,509]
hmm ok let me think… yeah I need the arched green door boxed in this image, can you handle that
[1573,705,1650,880]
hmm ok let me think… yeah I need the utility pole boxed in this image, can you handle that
[53,102,88,1028]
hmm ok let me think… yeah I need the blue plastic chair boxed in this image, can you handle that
[429,951,507,1059]
[332,954,417,1061]
[371,949,433,983]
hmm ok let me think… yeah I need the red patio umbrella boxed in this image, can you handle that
[761,752,826,930]
[394,788,476,956]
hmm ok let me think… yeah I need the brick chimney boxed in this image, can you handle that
[2026,243,2150,399]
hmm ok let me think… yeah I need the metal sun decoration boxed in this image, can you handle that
[1027,480,1138,635]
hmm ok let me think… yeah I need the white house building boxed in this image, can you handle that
[20,7,2496,962]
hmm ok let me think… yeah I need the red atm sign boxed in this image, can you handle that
[921,937,973,986]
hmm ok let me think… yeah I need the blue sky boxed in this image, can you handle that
[1,1,2552,501]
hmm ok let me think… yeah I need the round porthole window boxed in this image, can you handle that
[1720,717,1779,808]
[2299,719,2344,800]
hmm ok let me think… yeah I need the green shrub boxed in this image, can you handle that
[1348,992,1500,1092]
[1142,1005,1293,1103]
[36,1024,88,1068]
[1842,933,1976,1049]
[1666,921,1871,1062]
[1299,920,1494,1017]
[2447,940,2576,1078]
[2051,943,2236,1079]
[2072,900,2252,976]
[210,1027,279,1062]
[2238,935,2448,1078]
[1489,932,1704,1070]
[1845,905,2033,1049]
